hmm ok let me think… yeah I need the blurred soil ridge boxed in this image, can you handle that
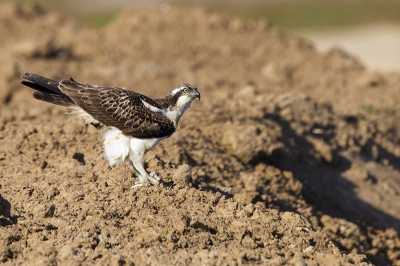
[1,2,400,265]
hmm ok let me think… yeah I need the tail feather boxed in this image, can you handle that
[22,73,62,94]
[21,73,74,106]
[32,92,73,107]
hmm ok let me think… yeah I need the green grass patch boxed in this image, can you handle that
[396,110,400,123]
[204,0,400,30]
[361,105,377,114]
[4,0,400,30]
[0,0,119,28]
[76,9,119,28]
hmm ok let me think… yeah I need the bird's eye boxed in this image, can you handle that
[183,88,189,93]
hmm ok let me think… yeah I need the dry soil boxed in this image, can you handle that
[1,3,400,265]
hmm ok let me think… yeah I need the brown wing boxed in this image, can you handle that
[59,78,176,139]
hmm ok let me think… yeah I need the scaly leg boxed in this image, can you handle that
[128,139,164,188]
[129,160,163,189]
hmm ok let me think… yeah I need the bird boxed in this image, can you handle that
[21,73,200,188]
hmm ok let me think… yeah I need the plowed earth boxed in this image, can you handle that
[1,3,400,265]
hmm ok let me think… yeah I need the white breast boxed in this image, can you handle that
[103,127,130,166]
[103,127,165,166]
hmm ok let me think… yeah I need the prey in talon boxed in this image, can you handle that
[21,73,200,188]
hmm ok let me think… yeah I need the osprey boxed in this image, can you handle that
[21,73,200,188]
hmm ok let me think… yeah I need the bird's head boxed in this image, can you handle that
[167,83,200,110]
[163,83,200,126]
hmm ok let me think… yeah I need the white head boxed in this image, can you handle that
[168,83,200,109]
[165,83,200,126]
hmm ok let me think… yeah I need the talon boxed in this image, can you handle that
[130,180,150,189]
[149,171,163,183]
[130,172,163,189]
[130,182,143,189]
[154,172,163,181]
[156,173,163,181]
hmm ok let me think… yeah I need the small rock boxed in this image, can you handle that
[343,163,370,182]
[307,137,333,163]
[220,123,271,164]
[356,72,384,87]
[37,244,57,257]
[302,246,313,253]
[372,237,386,251]
[261,62,292,83]
[385,228,398,239]
[388,250,400,261]
[338,219,361,238]
[320,215,339,234]
[172,164,192,185]
[233,191,259,204]
[244,203,254,216]
[58,245,77,261]
[32,203,55,218]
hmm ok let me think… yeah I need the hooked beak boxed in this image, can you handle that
[195,90,201,101]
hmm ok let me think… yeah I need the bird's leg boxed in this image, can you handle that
[129,160,149,187]
[129,160,162,189]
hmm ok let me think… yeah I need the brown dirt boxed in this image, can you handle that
[1,3,400,265]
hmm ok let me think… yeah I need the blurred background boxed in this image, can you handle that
[3,0,400,72]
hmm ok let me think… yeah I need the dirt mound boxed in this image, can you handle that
[1,3,400,265]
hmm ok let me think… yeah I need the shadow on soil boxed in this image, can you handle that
[264,114,400,234]
[0,194,12,226]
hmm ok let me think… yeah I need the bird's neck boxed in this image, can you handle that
[156,95,193,127]
[165,105,189,127]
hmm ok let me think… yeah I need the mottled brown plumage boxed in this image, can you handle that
[21,73,200,188]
